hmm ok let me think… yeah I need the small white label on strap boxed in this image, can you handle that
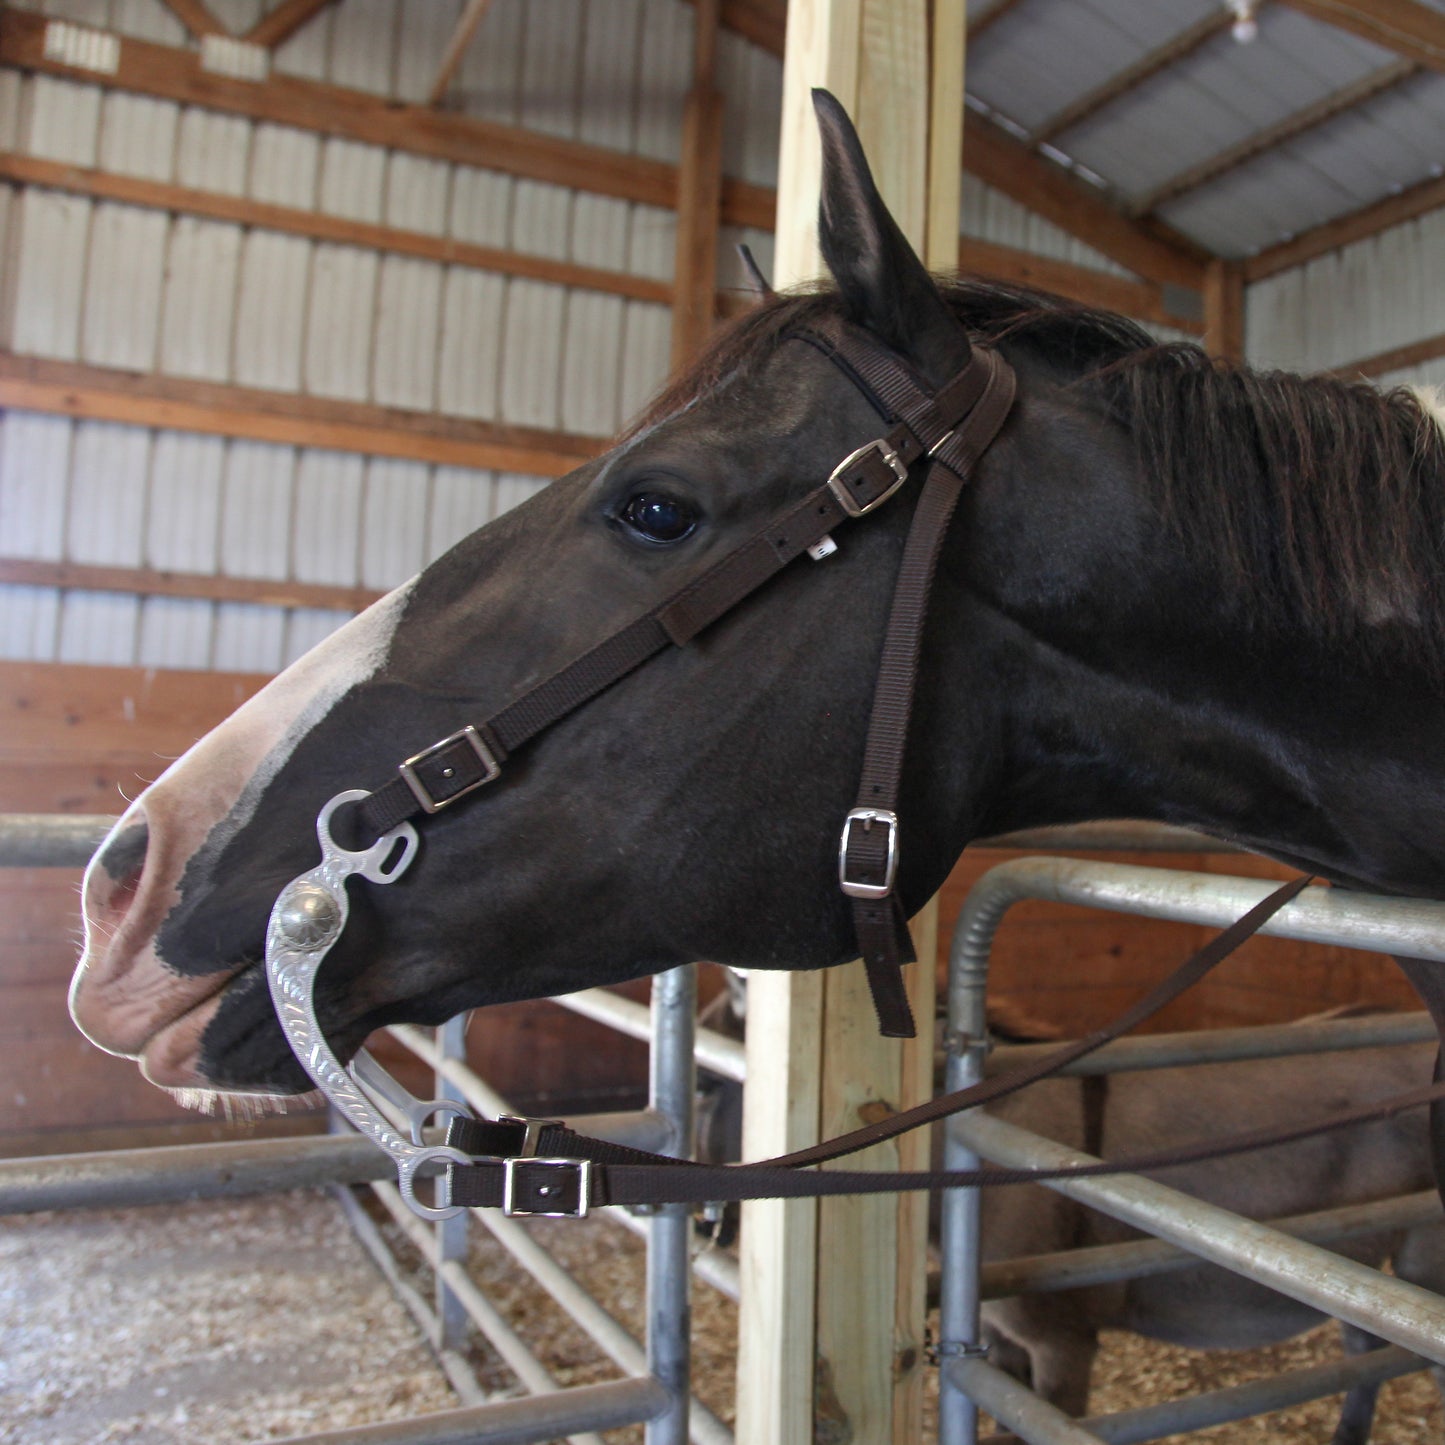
[807,535,838,562]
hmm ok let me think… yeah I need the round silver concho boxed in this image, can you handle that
[275,880,344,950]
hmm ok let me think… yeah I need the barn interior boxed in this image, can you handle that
[1,0,1444,1442]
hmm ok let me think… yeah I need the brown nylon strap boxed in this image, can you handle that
[776,870,1311,1168]
[444,873,1319,1211]
[446,1074,1445,1210]
[839,347,1019,1036]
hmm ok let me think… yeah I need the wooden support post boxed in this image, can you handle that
[671,0,725,369]
[1203,257,1245,364]
[736,4,960,1441]
[427,0,494,107]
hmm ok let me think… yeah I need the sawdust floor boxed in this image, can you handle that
[4,1190,1443,1443]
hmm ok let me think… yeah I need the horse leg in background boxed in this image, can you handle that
[1387,955,1445,1207]
[981,1296,1098,1417]
[1331,1321,1390,1445]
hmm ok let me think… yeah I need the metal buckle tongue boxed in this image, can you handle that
[266,790,474,1221]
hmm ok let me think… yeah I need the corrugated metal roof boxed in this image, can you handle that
[966,0,1445,258]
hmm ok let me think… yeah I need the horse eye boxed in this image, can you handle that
[618,491,699,544]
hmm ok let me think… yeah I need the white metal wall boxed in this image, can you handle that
[0,0,782,672]
[1246,208,1445,392]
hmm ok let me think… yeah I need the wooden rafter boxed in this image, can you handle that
[1332,329,1445,378]
[244,0,337,51]
[1202,258,1245,361]
[958,237,1204,332]
[1030,10,1233,146]
[0,7,770,230]
[0,558,384,615]
[964,111,1208,289]
[969,0,1028,41]
[1244,170,1445,279]
[1132,58,1416,218]
[0,354,603,476]
[719,0,786,56]
[157,0,228,39]
[1276,0,1445,75]
[0,152,674,305]
[427,0,494,107]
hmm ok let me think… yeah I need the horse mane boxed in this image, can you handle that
[628,279,1445,666]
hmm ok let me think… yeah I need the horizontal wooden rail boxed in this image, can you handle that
[1332,329,1445,380]
[0,353,604,475]
[0,153,675,306]
[1244,172,1445,282]
[0,5,774,230]
[0,558,386,613]
[958,237,1203,334]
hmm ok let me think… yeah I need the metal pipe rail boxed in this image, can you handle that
[939,857,1445,1445]
[266,1377,673,1445]
[987,1008,1437,1078]
[555,987,747,1084]
[956,1345,1426,1445]
[977,1188,1442,1299]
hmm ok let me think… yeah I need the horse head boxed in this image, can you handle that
[71,90,1445,1105]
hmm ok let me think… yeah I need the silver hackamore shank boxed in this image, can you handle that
[265,790,475,1220]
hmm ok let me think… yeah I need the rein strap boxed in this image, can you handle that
[436,875,1357,1215]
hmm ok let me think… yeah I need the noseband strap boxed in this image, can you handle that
[350,313,1017,1038]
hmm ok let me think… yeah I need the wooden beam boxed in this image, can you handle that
[962,111,1209,290]
[1132,59,1416,218]
[968,0,1027,41]
[0,354,602,476]
[1202,258,1245,362]
[157,0,228,39]
[1332,329,1445,378]
[719,0,787,55]
[1275,0,1445,75]
[1031,11,1233,145]
[1244,170,1445,279]
[0,152,674,306]
[0,5,777,232]
[427,0,494,107]
[739,5,947,1443]
[672,0,725,368]
[244,0,336,50]
[0,558,385,613]
[0,8,675,212]
[958,236,1205,332]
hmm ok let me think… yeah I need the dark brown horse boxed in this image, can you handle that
[69,96,1445,1128]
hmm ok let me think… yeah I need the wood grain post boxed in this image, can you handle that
[1203,257,1245,363]
[672,0,726,369]
[736,4,961,1441]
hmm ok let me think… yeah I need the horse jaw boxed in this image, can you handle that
[70,580,417,1089]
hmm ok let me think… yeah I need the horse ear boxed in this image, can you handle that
[812,89,969,384]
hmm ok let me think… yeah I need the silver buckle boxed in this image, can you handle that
[399,724,501,814]
[826,439,909,518]
[497,1114,563,1158]
[838,807,899,900]
[502,1157,592,1218]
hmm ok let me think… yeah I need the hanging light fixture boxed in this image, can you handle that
[1227,0,1259,43]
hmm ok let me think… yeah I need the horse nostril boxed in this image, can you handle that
[97,820,149,888]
